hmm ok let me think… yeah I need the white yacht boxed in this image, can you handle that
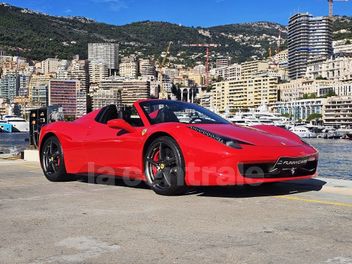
[228,113,263,126]
[337,127,352,139]
[253,104,289,127]
[289,126,317,138]
[2,115,29,132]
[224,106,289,127]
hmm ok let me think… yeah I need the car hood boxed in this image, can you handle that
[190,124,302,147]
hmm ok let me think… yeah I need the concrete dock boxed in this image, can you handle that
[0,159,351,264]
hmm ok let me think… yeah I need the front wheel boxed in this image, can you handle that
[145,136,186,196]
[40,136,74,182]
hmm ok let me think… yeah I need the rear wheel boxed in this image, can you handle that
[40,136,73,182]
[145,136,186,195]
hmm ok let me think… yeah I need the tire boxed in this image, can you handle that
[144,136,186,196]
[40,135,74,182]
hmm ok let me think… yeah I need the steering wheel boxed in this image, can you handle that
[189,117,203,124]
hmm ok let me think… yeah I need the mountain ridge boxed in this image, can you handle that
[0,3,351,65]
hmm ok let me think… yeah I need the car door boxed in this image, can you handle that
[84,106,145,179]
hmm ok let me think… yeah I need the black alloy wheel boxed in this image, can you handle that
[145,136,186,195]
[40,136,73,182]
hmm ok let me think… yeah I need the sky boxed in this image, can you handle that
[3,0,352,27]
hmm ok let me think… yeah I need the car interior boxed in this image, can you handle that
[95,105,144,127]
[151,108,180,124]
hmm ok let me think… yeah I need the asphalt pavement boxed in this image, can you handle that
[0,160,351,264]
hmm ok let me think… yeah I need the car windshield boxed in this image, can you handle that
[140,100,230,125]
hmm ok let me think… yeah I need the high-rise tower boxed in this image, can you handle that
[288,13,333,79]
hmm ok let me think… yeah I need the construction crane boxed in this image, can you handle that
[158,41,172,99]
[182,44,219,87]
[328,0,350,17]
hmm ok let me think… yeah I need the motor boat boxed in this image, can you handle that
[0,121,13,133]
[2,115,29,132]
[337,127,352,139]
[289,126,317,138]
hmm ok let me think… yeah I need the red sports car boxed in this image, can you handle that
[39,100,318,195]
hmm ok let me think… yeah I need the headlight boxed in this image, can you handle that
[189,126,252,149]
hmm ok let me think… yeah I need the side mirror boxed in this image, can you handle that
[107,119,136,133]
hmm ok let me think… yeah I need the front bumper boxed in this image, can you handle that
[239,156,318,179]
[184,146,318,186]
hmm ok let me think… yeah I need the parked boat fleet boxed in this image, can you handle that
[220,107,352,139]
[0,115,29,133]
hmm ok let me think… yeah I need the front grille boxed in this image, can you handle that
[238,160,318,179]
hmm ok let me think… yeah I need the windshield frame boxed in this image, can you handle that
[139,100,231,125]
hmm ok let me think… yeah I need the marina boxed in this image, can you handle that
[219,104,352,139]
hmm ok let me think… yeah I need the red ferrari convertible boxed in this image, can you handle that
[39,100,318,195]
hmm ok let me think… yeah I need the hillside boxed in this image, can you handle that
[0,3,288,64]
[2,3,350,65]
[332,16,352,40]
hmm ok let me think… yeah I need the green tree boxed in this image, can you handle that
[307,113,322,122]
[316,76,327,80]
[324,90,337,98]
[282,113,292,118]
[302,93,317,99]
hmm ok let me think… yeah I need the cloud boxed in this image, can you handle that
[91,0,128,11]
[64,8,72,14]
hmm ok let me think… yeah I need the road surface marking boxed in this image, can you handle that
[277,195,352,208]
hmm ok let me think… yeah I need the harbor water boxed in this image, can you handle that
[0,133,30,155]
[306,138,352,180]
[0,134,351,180]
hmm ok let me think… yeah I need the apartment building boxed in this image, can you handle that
[70,59,89,92]
[278,79,333,101]
[18,74,31,97]
[211,76,279,112]
[40,58,60,74]
[88,43,119,73]
[323,96,352,127]
[216,58,230,68]
[241,60,269,80]
[119,56,138,79]
[30,84,48,107]
[333,39,352,54]
[91,88,121,110]
[246,76,279,108]
[121,79,150,106]
[211,63,241,81]
[89,62,109,88]
[0,73,18,101]
[49,80,80,118]
[139,59,156,77]
[274,98,327,121]
[212,81,230,112]
[306,56,352,81]
[29,74,53,107]
[272,49,288,64]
